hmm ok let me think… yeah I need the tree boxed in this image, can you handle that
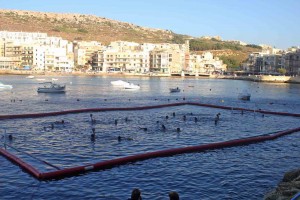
[277,68,286,75]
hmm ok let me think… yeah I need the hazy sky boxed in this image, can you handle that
[1,0,299,49]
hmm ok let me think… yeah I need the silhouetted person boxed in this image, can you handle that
[194,117,198,122]
[8,134,13,141]
[91,128,96,142]
[176,128,181,132]
[169,191,179,200]
[115,119,118,125]
[51,123,54,129]
[130,188,142,200]
[215,113,221,125]
[162,124,166,131]
[183,115,186,121]
[166,115,169,119]
[172,112,175,117]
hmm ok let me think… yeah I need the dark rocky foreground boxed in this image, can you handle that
[264,168,300,200]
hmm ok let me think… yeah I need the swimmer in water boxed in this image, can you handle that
[90,128,96,141]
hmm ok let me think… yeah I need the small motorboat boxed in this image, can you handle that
[170,87,181,93]
[26,75,35,79]
[238,91,251,101]
[36,78,46,81]
[124,83,140,90]
[37,82,66,93]
[0,82,13,89]
[111,80,130,86]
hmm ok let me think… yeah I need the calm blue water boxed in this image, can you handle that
[0,75,300,200]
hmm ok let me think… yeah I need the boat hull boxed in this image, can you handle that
[37,88,65,93]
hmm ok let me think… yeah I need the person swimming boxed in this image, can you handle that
[8,134,13,141]
[90,128,96,142]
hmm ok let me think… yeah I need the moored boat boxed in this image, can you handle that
[0,82,13,89]
[37,82,66,93]
[124,83,140,90]
[170,87,181,93]
[238,91,251,100]
[26,75,35,79]
[111,80,130,86]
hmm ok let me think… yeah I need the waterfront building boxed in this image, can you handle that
[44,46,74,72]
[0,31,48,45]
[283,49,300,75]
[189,52,226,75]
[0,56,20,70]
[73,41,103,69]
[92,48,149,73]
[0,41,22,69]
[243,45,288,74]
[150,49,175,74]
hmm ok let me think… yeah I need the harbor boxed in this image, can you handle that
[1,75,300,199]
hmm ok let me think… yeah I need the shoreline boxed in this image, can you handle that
[1,70,300,84]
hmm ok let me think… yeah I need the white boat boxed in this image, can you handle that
[170,87,181,93]
[124,83,140,90]
[26,75,35,79]
[52,78,58,81]
[238,91,251,100]
[0,82,13,89]
[111,80,129,86]
[37,82,66,93]
[36,78,46,81]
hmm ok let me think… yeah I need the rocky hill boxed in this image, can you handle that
[0,9,260,69]
[0,9,177,44]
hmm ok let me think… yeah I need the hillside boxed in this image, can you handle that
[0,9,177,44]
[0,9,261,69]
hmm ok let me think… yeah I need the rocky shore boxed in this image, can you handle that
[264,168,300,200]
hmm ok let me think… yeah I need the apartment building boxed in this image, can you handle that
[189,52,226,75]
[283,49,300,75]
[73,41,103,68]
[92,49,149,73]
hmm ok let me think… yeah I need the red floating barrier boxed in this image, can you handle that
[1,102,300,181]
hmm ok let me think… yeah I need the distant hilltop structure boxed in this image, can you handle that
[200,35,222,41]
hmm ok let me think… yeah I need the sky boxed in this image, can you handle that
[1,0,299,49]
